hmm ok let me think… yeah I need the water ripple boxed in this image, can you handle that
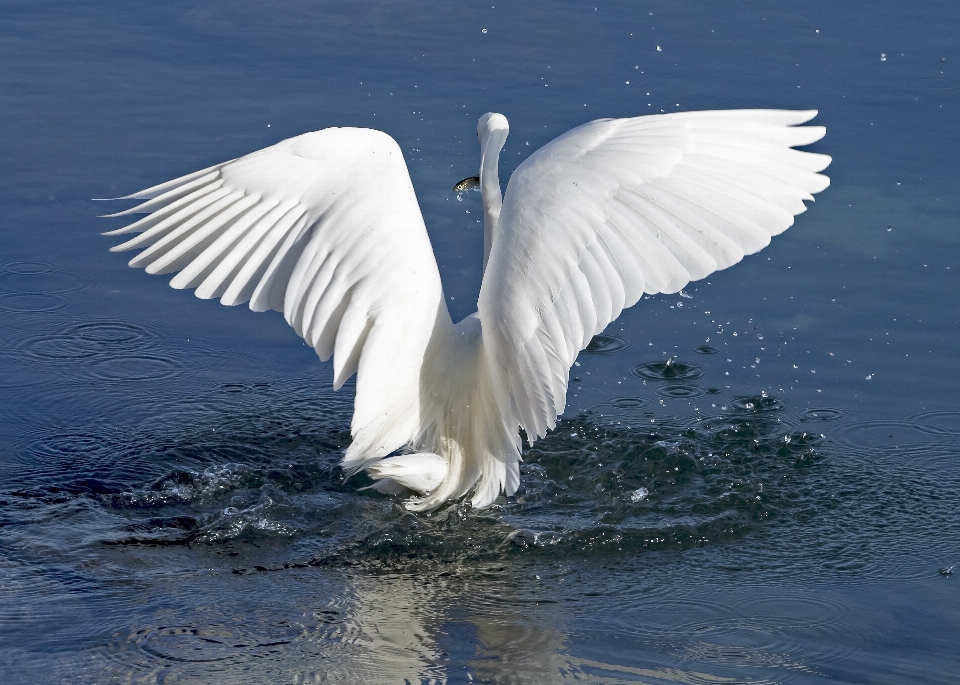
[799,407,848,422]
[582,334,631,355]
[917,75,959,92]
[831,418,934,449]
[729,395,786,413]
[112,591,362,669]
[908,410,960,436]
[89,354,181,382]
[632,358,704,382]
[583,397,650,419]
[738,594,852,631]
[656,384,705,399]
[0,291,68,312]
[20,321,153,360]
[0,261,93,294]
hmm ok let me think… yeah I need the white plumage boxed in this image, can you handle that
[102,109,830,510]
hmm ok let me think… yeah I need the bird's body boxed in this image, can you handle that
[102,109,830,510]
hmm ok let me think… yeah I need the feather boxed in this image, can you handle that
[102,109,830,512]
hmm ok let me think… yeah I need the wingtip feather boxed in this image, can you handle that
[97,208,141,219]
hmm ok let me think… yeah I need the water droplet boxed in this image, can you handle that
[633,359,702,381]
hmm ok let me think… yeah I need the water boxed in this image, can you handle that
[2,1,959,682]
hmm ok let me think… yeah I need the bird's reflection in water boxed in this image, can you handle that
[339,573,447,682]
[330,569,568,683]
[329,568,735,684]
[466,607,568,683]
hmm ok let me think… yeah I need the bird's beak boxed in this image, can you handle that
[452,176,480,193]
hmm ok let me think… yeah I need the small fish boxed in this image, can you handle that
[452,176,480,192]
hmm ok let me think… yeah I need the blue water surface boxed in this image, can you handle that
[1,1,959,683]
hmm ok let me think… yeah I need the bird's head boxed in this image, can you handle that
[477,113,509,193]
[452,113,509,193]
[477,112,509,147]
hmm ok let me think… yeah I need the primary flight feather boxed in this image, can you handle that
[102,109,830,511]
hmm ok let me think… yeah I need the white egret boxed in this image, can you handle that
[102,109,830,510]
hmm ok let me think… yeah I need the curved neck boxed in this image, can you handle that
[477,114,508,274]
[480,142,502,273]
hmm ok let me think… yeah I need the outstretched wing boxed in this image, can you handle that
[104,128,446,465]
[478,109,831,441]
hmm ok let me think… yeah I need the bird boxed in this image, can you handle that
[101,109,830,511]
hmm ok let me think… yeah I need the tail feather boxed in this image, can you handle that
[365,452,448,495]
